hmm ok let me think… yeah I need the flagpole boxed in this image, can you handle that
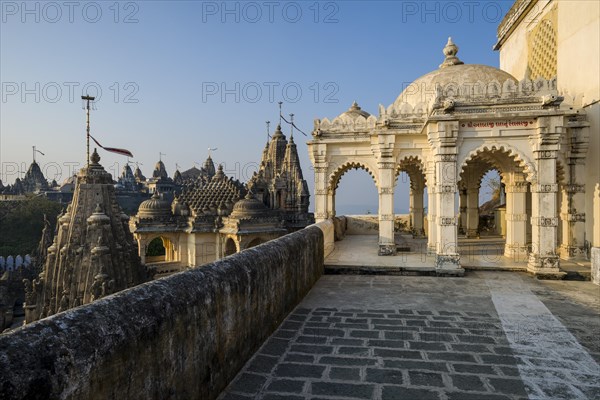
[82,95,95,167]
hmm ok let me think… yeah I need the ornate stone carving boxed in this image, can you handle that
[506,213,528,221]
[378,162,396,169]
[438,217,457,226]
[531,217,558,227]
[436,154,457,162]
[566,213,585,222]
[436,185,456,193]
[534,150,557,159]
[535,183,558,193]
[565,184,585,193]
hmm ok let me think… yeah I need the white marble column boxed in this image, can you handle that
[504,181,529,261]
[434,153,461,273]
[528,145,562,277]
[314,164,329,222]
[378,160,396,255]
[466,185,480,238]
[411,184,425,237]
[426,175,437,255]
[459,187,467,235]
[559,166,586,260]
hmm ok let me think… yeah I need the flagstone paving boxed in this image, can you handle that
[219,272,599,400]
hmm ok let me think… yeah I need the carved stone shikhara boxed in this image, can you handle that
[24,150,149,324]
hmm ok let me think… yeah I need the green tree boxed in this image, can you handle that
[0,195,62,256]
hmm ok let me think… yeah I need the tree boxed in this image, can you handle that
[0,195,62,256]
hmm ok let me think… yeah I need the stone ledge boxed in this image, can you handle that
[0,226,325,400]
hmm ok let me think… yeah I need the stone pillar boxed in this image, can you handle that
[314,164,329,222]
[459,187,467,235]
[592,184,600,285]
[411,184,425,237]
[559,178,586,260]
[528,134,563,278]
[327,189,336,219]
[426,175,437,255]
[504,181,529,262]
[466,185,479,238]
[378,161,396,255]
[434,154,462,274]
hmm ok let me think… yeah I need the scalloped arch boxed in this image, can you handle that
[395,155,428,188]
[459,143,536,183]
[328,161,378,192]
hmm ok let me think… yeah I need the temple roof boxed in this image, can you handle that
[393,38,517,109]
[178,165,246,216]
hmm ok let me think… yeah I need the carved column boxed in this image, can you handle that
[427,180,437,254]
[378,160,396,255]
[559,170,587,260]
[504,181,529,261]
[466,184,480,238]
[314,164,329,222]
[434,153,461,272]
[411,183,425,237]
[459,186,467,235]
[528,128,562,277]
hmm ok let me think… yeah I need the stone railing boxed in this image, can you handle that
[0,223,329,400]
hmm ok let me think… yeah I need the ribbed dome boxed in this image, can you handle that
[138,192,171,217]
[230,193,271,219]
[394,38,517,109]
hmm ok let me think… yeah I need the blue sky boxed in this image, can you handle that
[1,0,511,213]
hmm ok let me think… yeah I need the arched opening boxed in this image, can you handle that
[247,238,264,249]
[458,147,533,262]
[330,166,379,234]
[146,237,166,262]
[224,238,237,257]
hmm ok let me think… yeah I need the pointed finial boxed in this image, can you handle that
[439,37,464,68]
[266,121,271,142]
[91,148,101,164]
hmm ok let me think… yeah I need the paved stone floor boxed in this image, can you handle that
[219,272,599,400]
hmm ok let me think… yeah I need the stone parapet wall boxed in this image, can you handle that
[0,226,324,400]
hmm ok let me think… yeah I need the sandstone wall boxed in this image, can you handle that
[0,225,325,400]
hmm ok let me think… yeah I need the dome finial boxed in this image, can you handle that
[439,36,464,68]
[90,148,101,164]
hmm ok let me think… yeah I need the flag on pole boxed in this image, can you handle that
[89,135,134,158]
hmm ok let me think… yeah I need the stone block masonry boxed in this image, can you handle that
[0,224,326,400]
